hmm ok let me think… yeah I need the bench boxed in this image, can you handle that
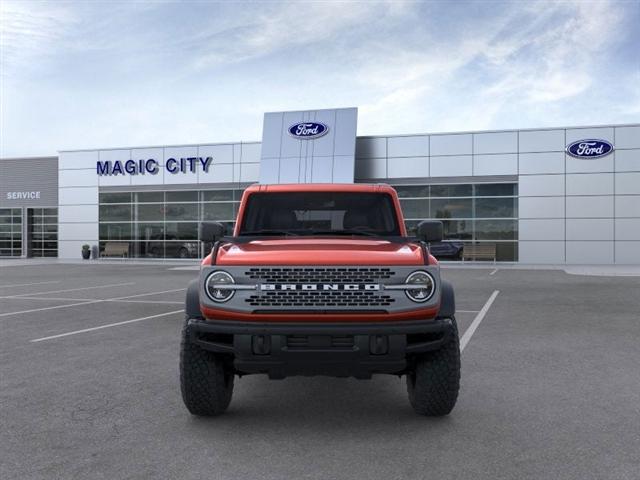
[101,242,129,258]
[462,244,496,263]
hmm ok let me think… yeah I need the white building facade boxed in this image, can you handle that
[2,108,638,264]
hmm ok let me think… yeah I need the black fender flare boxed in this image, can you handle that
[185,278,203,320]
[437,280,455,319]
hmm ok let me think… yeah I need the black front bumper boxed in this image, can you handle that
[188,318,453,379]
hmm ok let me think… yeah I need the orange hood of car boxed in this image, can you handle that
[211,238,427,266]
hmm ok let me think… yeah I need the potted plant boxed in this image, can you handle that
[81,244,91,260]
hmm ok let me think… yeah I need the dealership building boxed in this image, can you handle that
[1,108,639,264]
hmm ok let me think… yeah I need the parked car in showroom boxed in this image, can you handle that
[428,240,464,260]
[148,235,199,258]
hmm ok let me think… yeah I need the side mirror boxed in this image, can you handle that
[417,220,443,243]
[199,221,226,243]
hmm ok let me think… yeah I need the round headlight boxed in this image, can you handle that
[205,271,235,302]
[405,271,435,303]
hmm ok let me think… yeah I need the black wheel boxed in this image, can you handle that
[180,318,234,416]
[406,316,460,416]
[178,247,189,259]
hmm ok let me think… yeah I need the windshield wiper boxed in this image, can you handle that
[239,229,299,236]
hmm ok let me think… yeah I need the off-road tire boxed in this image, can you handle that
[406,316,460,416]
[180,318,234,416]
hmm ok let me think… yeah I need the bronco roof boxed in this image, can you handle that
[243,183,396,194]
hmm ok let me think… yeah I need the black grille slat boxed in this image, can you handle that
[245,267,394,284]
[286,335,355,349]
[246,291,395,307]
[243,267,397,308]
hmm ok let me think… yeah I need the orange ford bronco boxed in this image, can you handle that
[181,184,459,416]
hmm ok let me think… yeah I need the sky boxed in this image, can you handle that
[1,0,639,157]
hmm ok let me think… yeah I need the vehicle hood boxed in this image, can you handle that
[215,238,425,266]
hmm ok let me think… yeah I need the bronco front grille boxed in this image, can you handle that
[245,290,395,308]
[244,267,395,284]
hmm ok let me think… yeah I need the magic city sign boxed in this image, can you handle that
[96,157,213,176]
[566,139,614,159]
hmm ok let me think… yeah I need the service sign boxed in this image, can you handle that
[288,122,329,139]
[6,191,41,200]
[566,139,614,159]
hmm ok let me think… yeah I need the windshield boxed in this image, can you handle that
[238,192,401,237]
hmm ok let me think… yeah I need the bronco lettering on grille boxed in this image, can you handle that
[260,284,380,291]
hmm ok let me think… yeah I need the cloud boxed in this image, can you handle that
[357,0,635,134]
[0,1,77,72]
[188,1,408,70]
[486,0,623,100]
[0,0,637,157]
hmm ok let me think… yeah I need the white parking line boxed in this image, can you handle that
[0,300,103,318]
[0,287,186,318]
[460,290,500,351]
[0,296,184,305]
[489,269,498,276]
[110,299,183,305]
[0,281,60,288]
[0,296,97,302]
[30,310,184,342]
[110,288,185,300]
[0,282,136,299]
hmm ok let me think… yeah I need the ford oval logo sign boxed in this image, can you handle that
[566,139,614,159]
[288,122,329,139]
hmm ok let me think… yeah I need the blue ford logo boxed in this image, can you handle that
[566,139,614,159]
[288,122,329,139]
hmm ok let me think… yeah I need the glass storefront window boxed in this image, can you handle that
[136,192,164,203]
[475,197,517,218]
[442,220,473,240]
[166,191,198,202]
[202,190,234,201]
[100,192,132,203]
[136,223,165,241]
[99,223,132,240]
[430,198,473,219]
[98,188,241,258]
[202,203,234,221]
[394,185,430,198]
[400,199,429,218]
[165,203,198,221]
[96,185,518,261]
[474,183,518,197]
[394,182,518,261]
[474,220,518,240]
[430,184,472,198]
[27,208,57,257]
[0,208,23,257]
[136,204,164,221]
[165,222,198,240]
[100,204,132,221]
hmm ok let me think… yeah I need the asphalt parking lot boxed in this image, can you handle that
[1,262,639,480]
